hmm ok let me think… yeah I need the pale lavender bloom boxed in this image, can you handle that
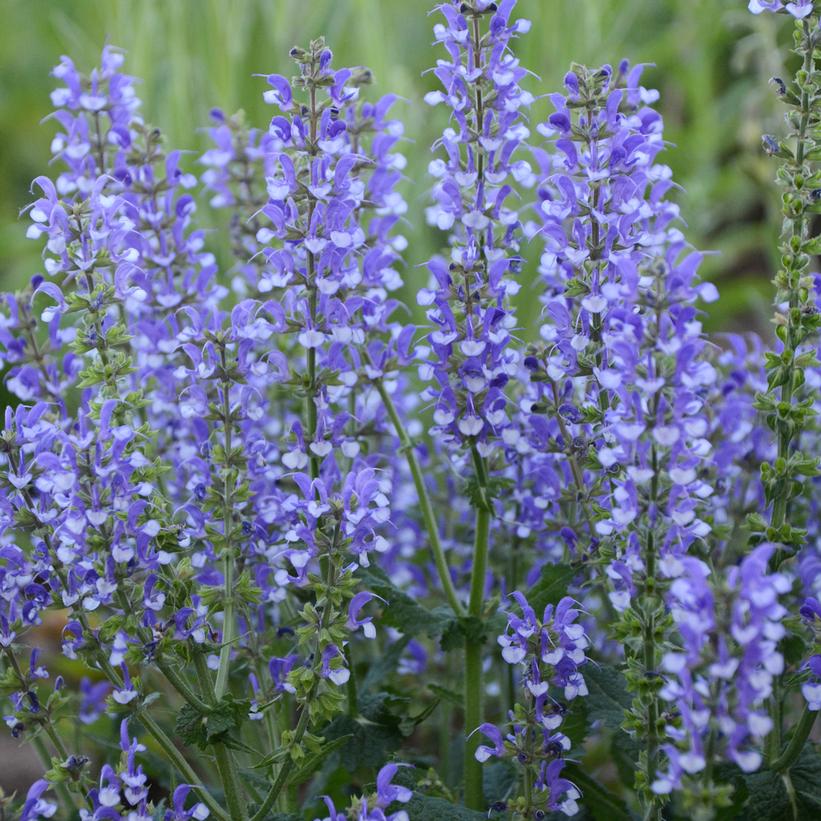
[749,0,814,18]
[314,762,411,821]
[653,544,790,795]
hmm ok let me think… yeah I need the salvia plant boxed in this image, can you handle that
[0,1,820,820]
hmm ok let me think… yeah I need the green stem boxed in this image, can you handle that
[29,733,80,815]
[155,657,213,715]
[344,644,358,716]
[464,639,484,810]
[306,78,320,485]
[250,700,311,821]
[251,514,341,820]
[464,445,491,811]
[522,764,534,817]
[372,377,464,616]
[771,705,817,772]
[192,651,248,821]
[212,744,248,821]
[766,16,815,758]
[138,711,230,821]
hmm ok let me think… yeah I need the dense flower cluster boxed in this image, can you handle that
[0,2,819,820]
[476,594,588,817]
[529,61,716,594]
[653,545,789,800]
[417,0,532,453]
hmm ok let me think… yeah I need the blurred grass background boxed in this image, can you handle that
[0,0,796,334]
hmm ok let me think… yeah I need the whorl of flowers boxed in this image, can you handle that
[14,45,220,418]
[237,40,401,607]
[417,0,533,453]
[314,762,412,821]
[749,0,814,18]
[799,597,821,710]
[653,544,790,809]
[16,719,210,821]
[705,335,772,544]
[475,593,588,817]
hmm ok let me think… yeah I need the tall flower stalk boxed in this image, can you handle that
[527,62,720,819]
[749,0,821,768]
[419,0,532,806]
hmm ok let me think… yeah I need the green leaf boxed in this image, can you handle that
[285,734,353,787]
[744,750,821,820]
[404,793,486,820]
[483,760,517,804]
[526,563,576,613]
[363,634,411,691]
[399,698,440,736]
[174,694,249,750]
[207,694,250,741]
[321,713,404,771]
[561,698,589,750]
[320,693,409,771]
[175,704,208,749]
[439,615,487,652]
[712,762,750,821]
[583,664,638,785]
[357,566,454,639]
[563,763,631,821]
[583,663,631,727]
[428,683,462,708]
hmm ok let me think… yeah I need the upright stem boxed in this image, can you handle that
[771,706,818,772]
[251,529,339,820]
[770,19,813,546]
[195,652,248,821]
[765,17,816,765]
[464,444,491,810]
[250,703,312,821]
[372,377,464,616]
[30,733,80,815]
[344,644,358,716]
[140,712,230,821]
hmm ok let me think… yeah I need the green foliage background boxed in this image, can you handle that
[0,0,795,333]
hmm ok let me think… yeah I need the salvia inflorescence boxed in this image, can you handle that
[0,1,819,820]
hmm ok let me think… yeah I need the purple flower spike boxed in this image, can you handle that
[417,0,534,456]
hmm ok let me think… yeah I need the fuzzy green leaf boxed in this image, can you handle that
[526,563,576,613]
[357,566,454,639]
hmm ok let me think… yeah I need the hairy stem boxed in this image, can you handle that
[372,377,464,616]
[771,705,818,772]
[464,444,491,811]
[192,651,248,821]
